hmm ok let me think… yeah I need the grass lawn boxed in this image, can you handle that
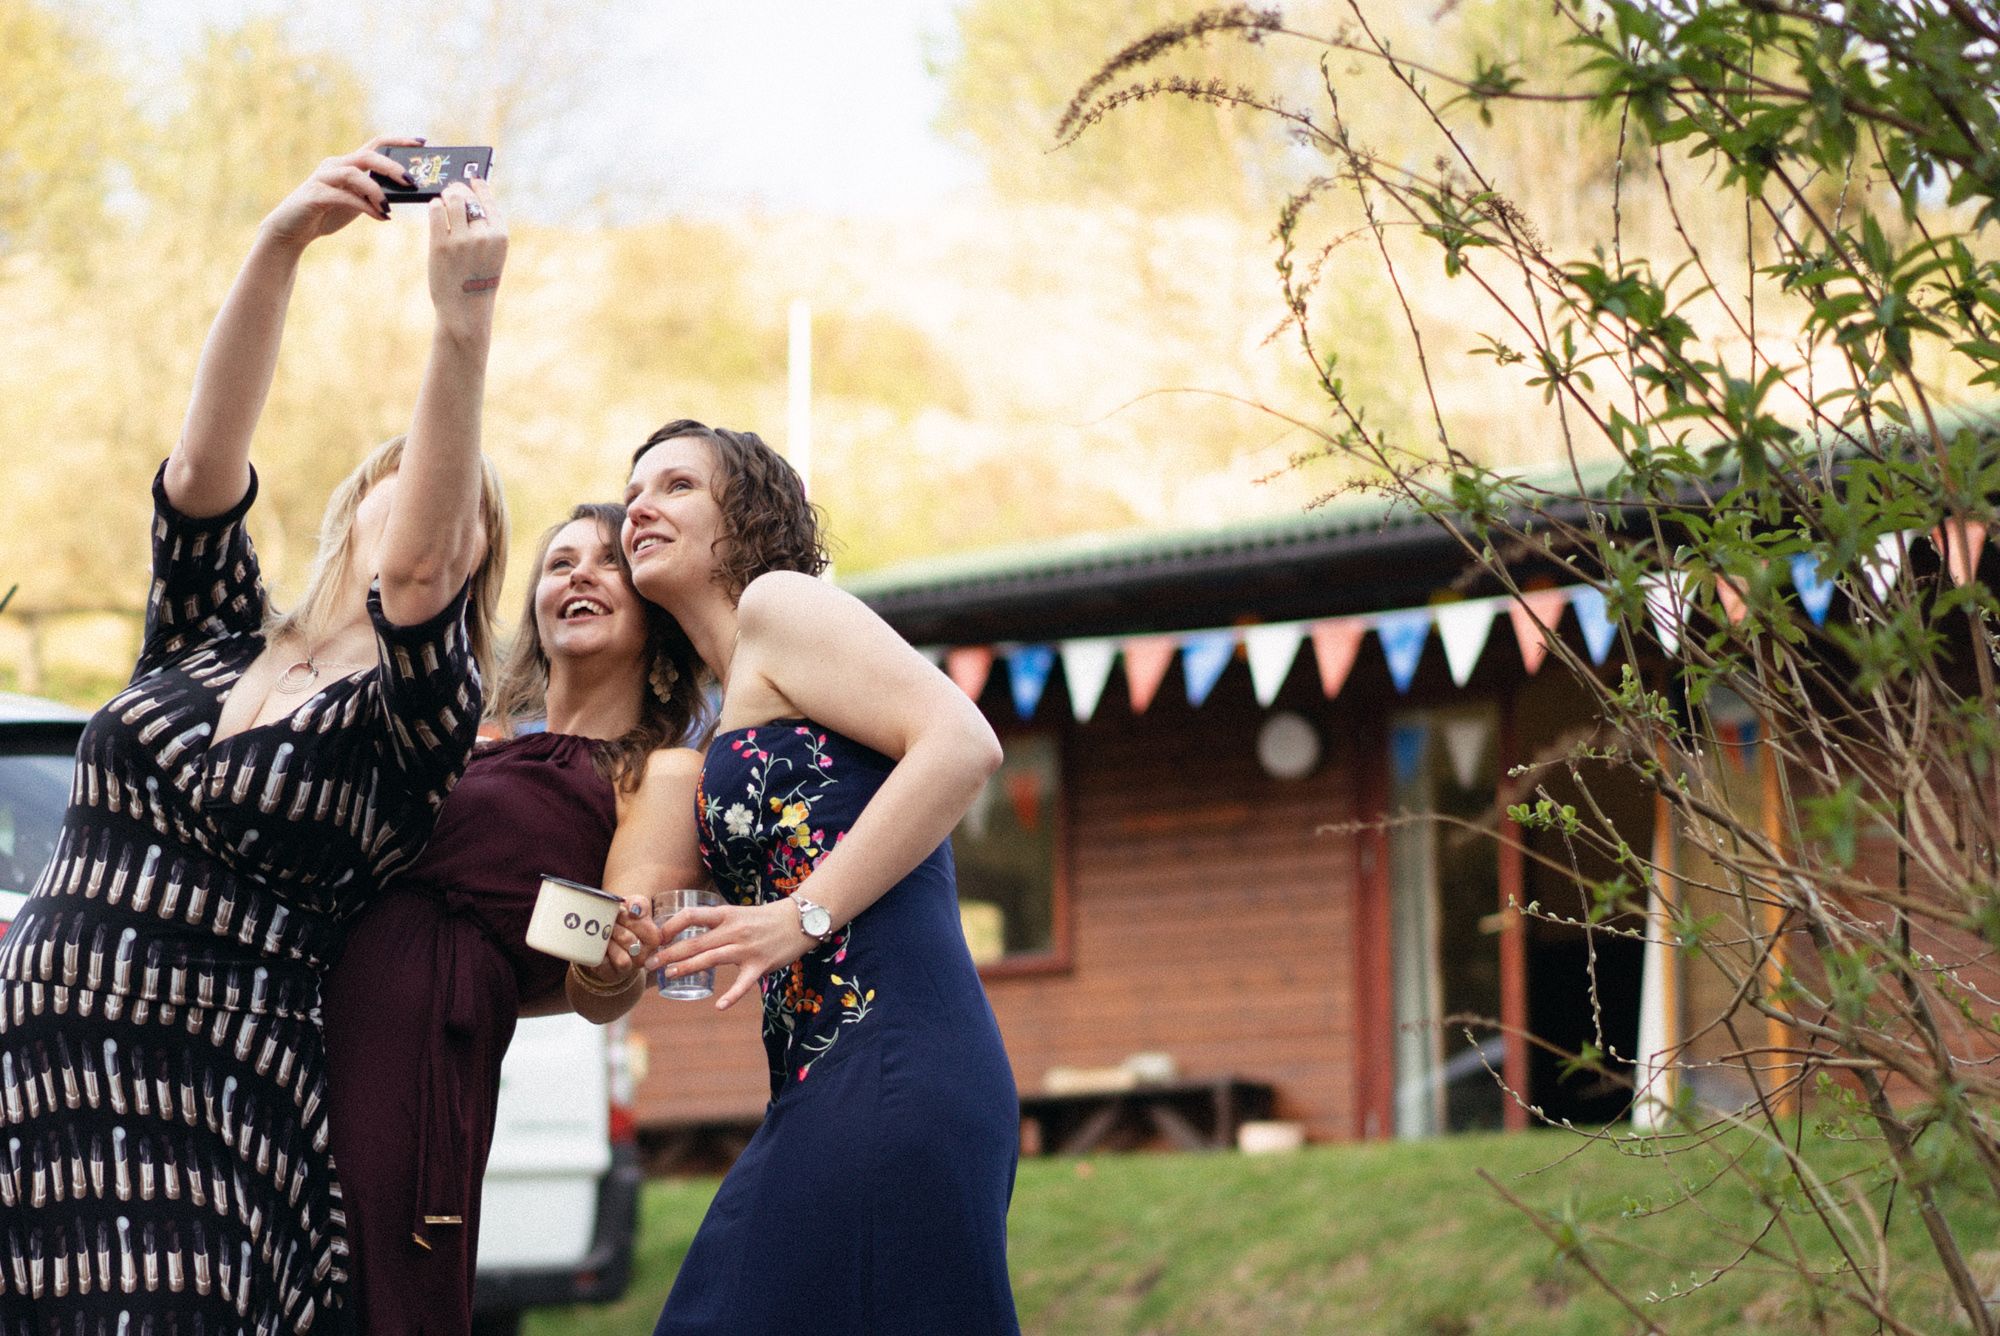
[524,1128,2000,1334]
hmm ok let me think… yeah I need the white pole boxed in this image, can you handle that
[787,298,813,497]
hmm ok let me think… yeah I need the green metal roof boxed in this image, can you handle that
[839,486,1422,606]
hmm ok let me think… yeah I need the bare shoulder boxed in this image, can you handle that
[614,744,704,825]
[738,570,844,628]
[640,745,704,787]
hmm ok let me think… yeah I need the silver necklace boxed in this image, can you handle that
[273,639,373,695]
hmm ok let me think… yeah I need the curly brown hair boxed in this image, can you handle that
[487,503,709,793]
[632,419,829,598]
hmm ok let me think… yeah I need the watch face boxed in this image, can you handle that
[800,902,832,938]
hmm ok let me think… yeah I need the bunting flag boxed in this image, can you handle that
[1005,768,1044,832]
[1570,586,1618,665]
[1435,600,1498,688]
[1789,553,1835,627]
[1389,720,1429,788]
[1122,635,1178,714]
[1933,517,1988,587]
[1059,638,1118,723]
[1641,572,1690,656]
[1441,713,1494,790]
[1182,629,1239,708]
[1376,609,1434,693]
[1715,575,1749,625]
[946,646,993,701]
[1245,622,1308,706]
[1861,532,1911,603]
[1309,618,1368,699]
[1007,644,1057,721]
[921,544,1934,726]
[1507,588,1568,675]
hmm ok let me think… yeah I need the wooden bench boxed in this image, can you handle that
[1018,1077,1277,1155]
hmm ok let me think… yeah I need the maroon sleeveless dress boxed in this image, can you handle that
[321,731,616,1336]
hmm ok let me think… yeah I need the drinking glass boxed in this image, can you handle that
[651,888,724,999]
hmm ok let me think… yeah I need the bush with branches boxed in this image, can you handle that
[1069,2,2000,1330]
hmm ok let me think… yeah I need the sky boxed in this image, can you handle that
[94,0,984,220]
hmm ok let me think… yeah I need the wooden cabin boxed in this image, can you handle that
[625,495,1700,1161]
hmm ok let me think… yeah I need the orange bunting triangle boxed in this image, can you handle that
[1933,517,1989,587]
[1121,636,1178,714]
[1308,619,1367,699]
[1507,588,1568,675]
[945,646,993,701]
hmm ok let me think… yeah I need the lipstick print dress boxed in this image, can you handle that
[651,721,1020,1336]
[0,466,481,1336]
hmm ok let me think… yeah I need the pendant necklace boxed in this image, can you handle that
[273,637,373,695]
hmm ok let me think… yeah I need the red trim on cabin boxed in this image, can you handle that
[1354,715,1395,1139]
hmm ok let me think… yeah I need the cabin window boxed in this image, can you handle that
[953,731,1065,969]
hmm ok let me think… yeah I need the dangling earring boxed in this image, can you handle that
[649,658,680,702]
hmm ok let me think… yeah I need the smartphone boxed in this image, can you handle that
[371,146,494,204]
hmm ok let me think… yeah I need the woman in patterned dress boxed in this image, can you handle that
[0,139,510,1336]
[323,503,709,1336]
[626,421,1021,1335]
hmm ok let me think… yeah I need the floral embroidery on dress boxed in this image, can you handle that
[696,723,876,1086]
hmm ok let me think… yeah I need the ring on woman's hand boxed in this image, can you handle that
[465,201,487,221]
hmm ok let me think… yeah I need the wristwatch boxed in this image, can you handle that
[794,896,835,946]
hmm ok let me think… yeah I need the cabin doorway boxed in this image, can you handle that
[1515,672,1651,1128]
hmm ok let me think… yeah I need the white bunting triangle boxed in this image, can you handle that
[1435,600,1499,688]
[1641,572,1691,656]
[1244,622,1308,707]
[1441,713,1494,791]
[1059,638,1119,723]
[1862,531,1913,603]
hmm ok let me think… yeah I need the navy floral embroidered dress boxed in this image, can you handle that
[0,466,482,1336]
[652,720,1020,1336]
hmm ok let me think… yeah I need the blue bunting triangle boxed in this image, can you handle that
[1790,552,1835,626]
[1376,609,1433,693]
[1007,645,1057,720]
[1390,720,1429,788]
[1181,630,1238,707]
[1569,587,1618,665]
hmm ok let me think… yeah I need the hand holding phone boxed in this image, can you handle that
[371,146,494,203]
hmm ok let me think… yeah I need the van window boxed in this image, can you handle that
[0,744,73,897]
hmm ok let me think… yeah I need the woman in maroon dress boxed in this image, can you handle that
[322,503,709,1336]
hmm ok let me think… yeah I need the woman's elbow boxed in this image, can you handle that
[963,713,1004,781]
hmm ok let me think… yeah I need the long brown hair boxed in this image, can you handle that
[488,503,707,793]
[632,419,828,597]
[264,435,510,684]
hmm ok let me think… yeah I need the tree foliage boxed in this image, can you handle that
[0,0,129,265]
[1071,1,2000,1330]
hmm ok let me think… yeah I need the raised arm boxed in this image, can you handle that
[653,572,1002,1010]
[166,137,416,518]
[552,747,708,1024]
[374,176,508,627]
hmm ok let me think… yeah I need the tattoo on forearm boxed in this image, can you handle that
[462,275,500,294]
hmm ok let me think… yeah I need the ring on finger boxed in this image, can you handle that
[464,200,487,221]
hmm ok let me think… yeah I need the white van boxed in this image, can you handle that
[471,1012,644,1334]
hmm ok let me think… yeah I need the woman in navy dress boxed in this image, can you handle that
[324,503,708,1336]
[626,420,1020,1335]
[0,141,509,1336]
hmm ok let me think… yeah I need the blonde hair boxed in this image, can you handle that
[488,502,707,793]
[264,436,510,684]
